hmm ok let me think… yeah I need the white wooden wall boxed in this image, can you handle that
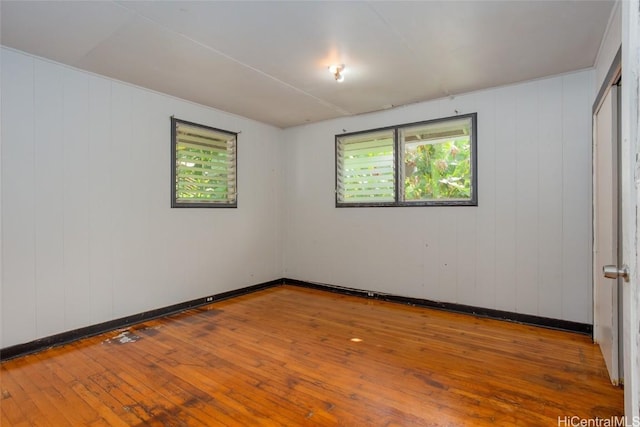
[0,48,284,348]
[1,46,596,349]
[283,70,594,323]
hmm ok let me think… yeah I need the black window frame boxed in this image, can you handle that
[335,113,477,208]
[171,117,238,208]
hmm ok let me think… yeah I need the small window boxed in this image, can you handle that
[336,113,477,207]
[171,118,237,208]
[336,129,396,204]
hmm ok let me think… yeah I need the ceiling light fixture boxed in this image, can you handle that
[329,64,345,82]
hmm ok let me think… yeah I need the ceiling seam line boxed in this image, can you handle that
[114,1,351,117]
[76,3,139,66]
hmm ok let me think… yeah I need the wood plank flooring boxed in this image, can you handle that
[0,285,623,426]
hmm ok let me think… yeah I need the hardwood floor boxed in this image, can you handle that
[0,285,623,426]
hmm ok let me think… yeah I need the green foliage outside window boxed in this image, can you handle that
[172,118,237,208]
[336,113,476,207]
[404,138,471,200]
[176,145,231,200]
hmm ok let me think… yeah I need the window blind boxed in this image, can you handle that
[336,130,395,204]
[174,120,237,206]
[335,113,477,207]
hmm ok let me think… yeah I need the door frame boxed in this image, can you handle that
[621,0,640,416]
[593,81,622,384]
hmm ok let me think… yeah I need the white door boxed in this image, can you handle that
[621,0,640,414]
[594,85,622,385]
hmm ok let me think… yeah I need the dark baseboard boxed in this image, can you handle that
[0,279,282,362]
[284,278,593,335]
[1,276,593,362]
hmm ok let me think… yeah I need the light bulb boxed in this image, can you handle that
[328,64,345,82]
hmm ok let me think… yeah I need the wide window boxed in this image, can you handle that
[171,118,237,208]
[336,113,477,207]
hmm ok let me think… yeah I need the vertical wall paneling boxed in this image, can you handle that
[562,72,594,323]
[274,131,285,281]
[109,82,135,318]
[146,93,171,294]
[62,68,91,330]
[437,209,458,303]
[1,50,37,344]
[128,89,153,310]
[493,86,518,313]
[234,126,285,287]
[283,70,594,323]
[456,209,477,306]
[537,77,564,318]
[444,96,478,307]
[515,82,540,315]
[421,213,441,300]
[88,76,113,324]
[474,92,497,309]
[280,127,291,278]
[1,48,283,348]
[143,96,172,307]
[34,59,66,336]
[1,46,594,346]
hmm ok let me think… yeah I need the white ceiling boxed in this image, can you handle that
[1,1,614,128]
